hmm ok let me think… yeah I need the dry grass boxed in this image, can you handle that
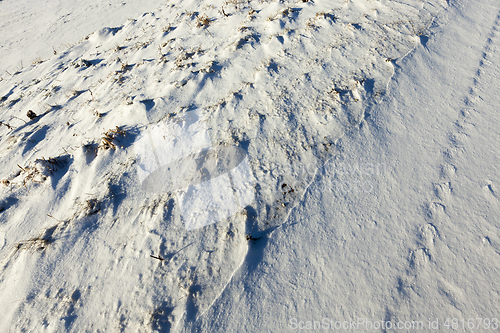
[108,59,133,85]
[14,156,66,187]
[0,121,14,130]
[220,0,250,16]
[83,141,98,157]
[31,56,43,66]
[1,155,69,192]
[14,218,69,253]
[134,40,152,50]
[16,163,45,186]
[99,126,127,150]
[224,0,250,10]
[43,85,61,99]
[158,45,167,63]
[306,18,318,29]
[174,47,202,69]
[238,25,253,33]
[36,156,70,174]
[196,14,211,28]
[15,235,53,252]
[83,198,100,215]
[162,25,173,33]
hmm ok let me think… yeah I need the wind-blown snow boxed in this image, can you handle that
[0,0,499,332]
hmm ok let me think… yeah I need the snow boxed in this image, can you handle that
[0,0,499,331]
[0,0,169,75]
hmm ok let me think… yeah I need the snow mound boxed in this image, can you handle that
[0,0,446,331]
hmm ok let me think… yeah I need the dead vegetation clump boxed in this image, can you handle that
[315,11,337,21]
[4,155,70,190]
[162,24,173,33]
[72,59,92,68]
[306,11,338,29]
[223,0,250,12]
[134,40,152,51]
[280,7,295,18]
[196,14,211,28]
[306,18,319,30]
[157,38,176,63]
[158,45,167,63]
[109,59,133,85]
[14,217,68,253]
[0,121,14,130]
[34,156,69,174]
[116,59,133,74]
[16,234,53,252]
[174,47,203,69]
[83,198,101,216]
[82,141,98,158]
[99,126,127,150]
[42,85,61,99]
[238,25,253,33]
[266,7,295,22]
[81,126,127,159]
[199,61,216,74]
[234,34,259,50]
[15,162,48,185]
[31,56,43,66]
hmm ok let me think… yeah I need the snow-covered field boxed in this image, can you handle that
[0,0,499,331]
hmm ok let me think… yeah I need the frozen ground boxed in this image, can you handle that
[0,0,499,332]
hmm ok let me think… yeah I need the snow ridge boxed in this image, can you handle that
[0,0,448,331]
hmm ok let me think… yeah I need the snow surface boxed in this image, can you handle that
[0,0,499,331]
[0,0,169,75]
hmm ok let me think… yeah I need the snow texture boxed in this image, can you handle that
[0,0,499,331]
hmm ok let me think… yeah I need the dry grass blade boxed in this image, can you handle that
[0,121,14,130]
[196,14,211,28]
[99,126,127,150]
